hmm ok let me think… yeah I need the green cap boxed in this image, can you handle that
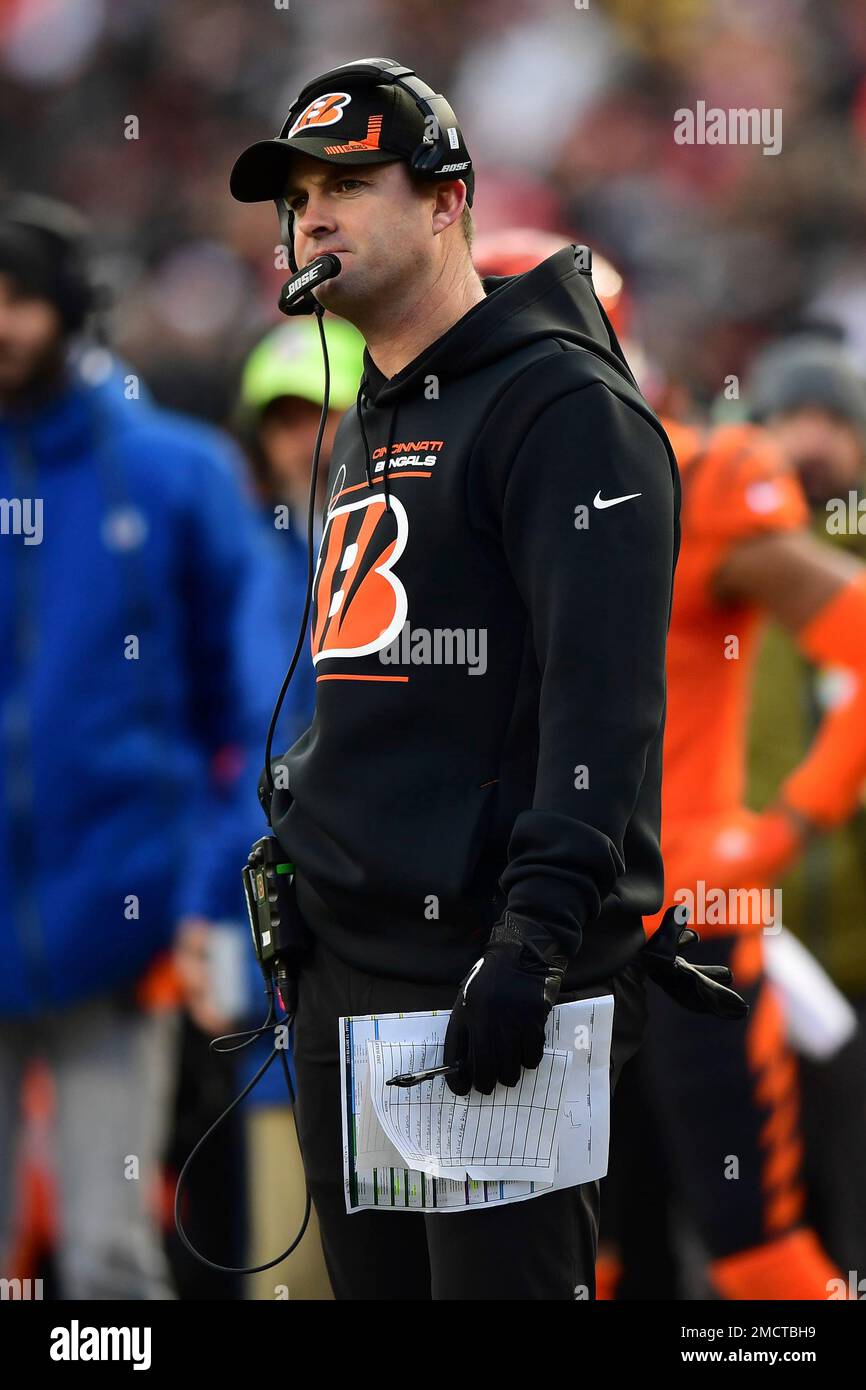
[239,315,365,416]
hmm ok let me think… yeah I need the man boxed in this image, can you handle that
[231,57,681,1300]
[633,371,866,1299]
[570,328,866,1299]
[585,337,866,1297]
[740,337,866,1281]
[0,195,274,1297]
[632,411,860,1299]
[470,236,866,1299]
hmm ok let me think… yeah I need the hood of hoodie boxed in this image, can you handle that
[359,246,635,409]
[353,246,640,512]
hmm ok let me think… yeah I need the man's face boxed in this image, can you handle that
[284,156,439,316]
[0,273,64,397]
[768,406,865,507]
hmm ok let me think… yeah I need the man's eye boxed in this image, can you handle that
[286,180,363,212]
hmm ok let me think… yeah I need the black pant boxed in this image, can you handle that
[292,938,648,1300]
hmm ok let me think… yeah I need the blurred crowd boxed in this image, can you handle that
[3,0,866,414]
[3,0,866,1302]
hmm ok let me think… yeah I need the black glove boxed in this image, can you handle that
[444,911,567,1096]
[641,907,749,1020]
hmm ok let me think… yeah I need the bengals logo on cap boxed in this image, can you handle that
[311,493,408,663]
[288,92,352,137]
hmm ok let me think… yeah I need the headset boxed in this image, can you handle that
[273,57,474,311]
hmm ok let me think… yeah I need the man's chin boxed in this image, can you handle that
[313,266,368,316]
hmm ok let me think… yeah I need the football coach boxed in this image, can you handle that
[231,57,681,1300]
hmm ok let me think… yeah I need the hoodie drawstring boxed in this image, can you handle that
[355,377,373,489]
[355,375,399,516]
[382,400,398,514]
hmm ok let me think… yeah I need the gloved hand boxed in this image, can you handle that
[641,907,749,1019]
[444,911,567,1096]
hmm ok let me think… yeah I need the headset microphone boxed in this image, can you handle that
[278,252,342,316]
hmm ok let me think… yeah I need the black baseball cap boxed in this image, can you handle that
[230,63,473,204]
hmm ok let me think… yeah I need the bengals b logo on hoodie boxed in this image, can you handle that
[311,492,408,664]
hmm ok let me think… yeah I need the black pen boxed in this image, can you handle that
[387,1063,463,1088]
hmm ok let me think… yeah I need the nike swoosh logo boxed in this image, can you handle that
[593,490,642,509]
[462,957,485,1003]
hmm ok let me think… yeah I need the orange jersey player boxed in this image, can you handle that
[475,230,866,1298]
[640,411,866,1300]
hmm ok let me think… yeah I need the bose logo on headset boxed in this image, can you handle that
[290,265,324,289]
[438,161,470,172]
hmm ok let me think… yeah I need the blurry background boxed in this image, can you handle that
[3,0,866,417]
[3,0,866,1302]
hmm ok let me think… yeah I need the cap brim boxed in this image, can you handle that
[230,138,400,202]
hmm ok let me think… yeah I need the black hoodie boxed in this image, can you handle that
[268,247,680,988]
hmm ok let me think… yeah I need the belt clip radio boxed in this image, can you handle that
[242,836,312,1007]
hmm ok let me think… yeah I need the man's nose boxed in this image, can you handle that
[294,190,337,240]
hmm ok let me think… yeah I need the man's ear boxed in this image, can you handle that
[431,179,466,236]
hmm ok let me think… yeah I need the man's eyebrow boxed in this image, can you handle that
[283,178,313,198]
[283,169,355,198]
